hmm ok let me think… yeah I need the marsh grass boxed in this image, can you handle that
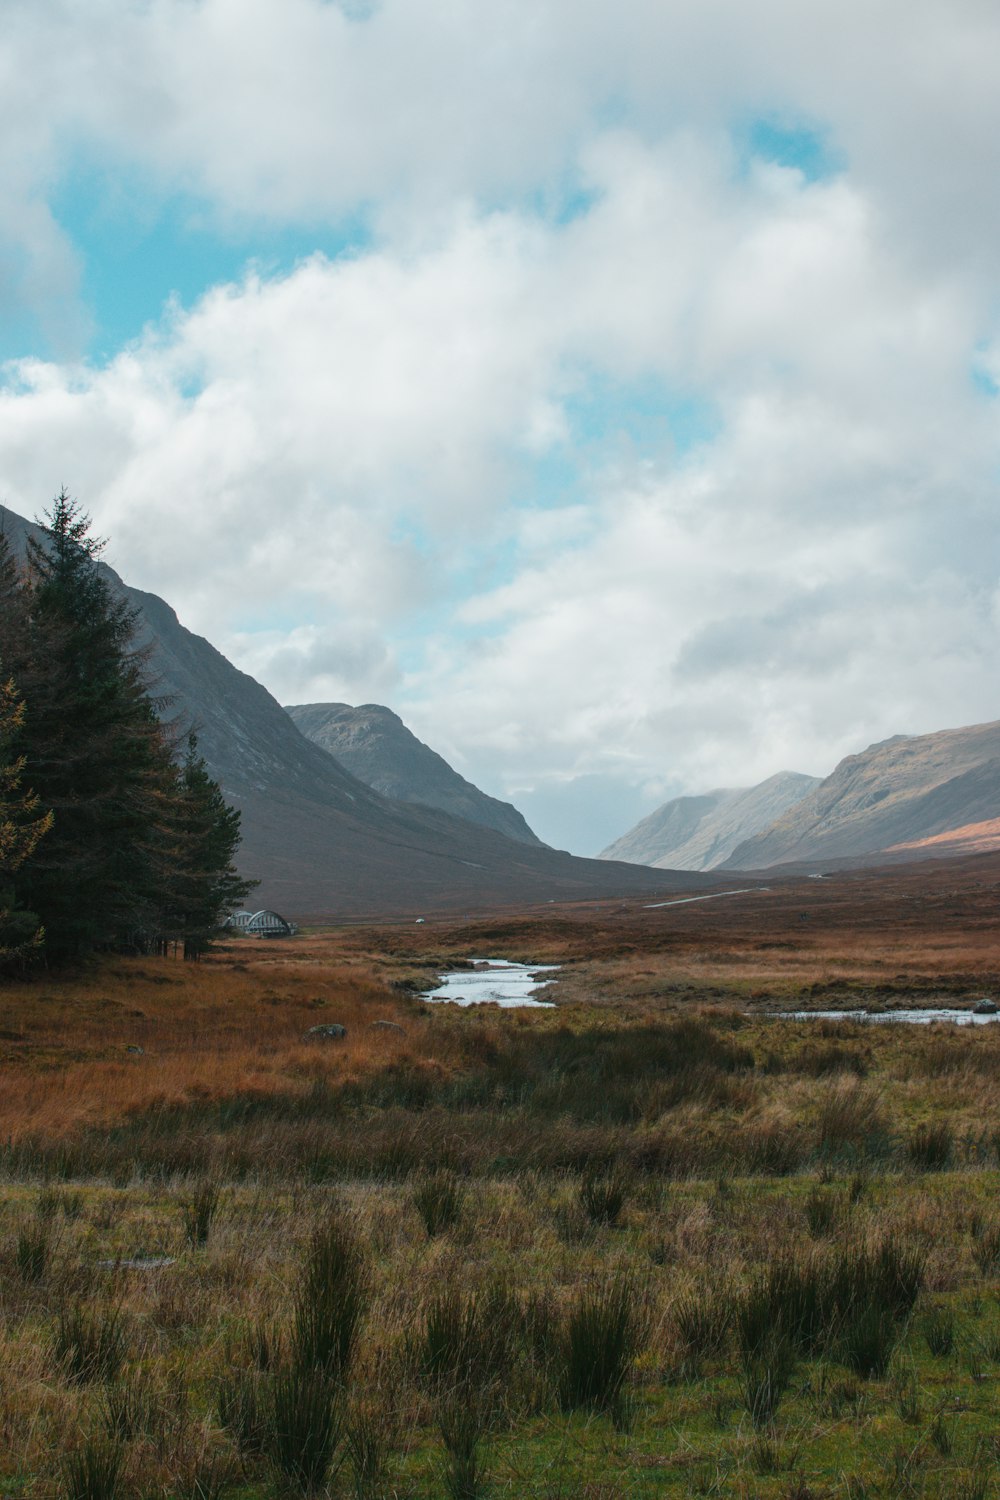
[670,1287,729,1379]
[412,1169,465,1236]
[215,1368,267,1458]
[9,908,1000,1497]
[100,1367,157,1442]
[15,1218,53,1280]
[62,1436,127,1500]
[55,1302,128,1385]
[922,1304,957,1357]
[437,1392,489,1500]
[181,1179,222,1248]
[578,1167,631,1226]
[265,1365,345,1489]
[907,1121,955,1170]
[558,1276,644,1420]
[291,1216,369,1381]
[347,1403,397,1500]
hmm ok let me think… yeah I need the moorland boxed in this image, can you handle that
[5,852,1000,1498]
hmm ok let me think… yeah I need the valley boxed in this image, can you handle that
[5,853,1000,1495]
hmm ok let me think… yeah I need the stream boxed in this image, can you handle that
[422,958,558,1008]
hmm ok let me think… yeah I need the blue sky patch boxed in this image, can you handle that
[46,160,370,363]
[735,115,844,183]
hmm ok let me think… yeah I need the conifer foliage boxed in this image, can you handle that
[0,492,256,963]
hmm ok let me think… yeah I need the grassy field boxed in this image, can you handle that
[5,855,1000,1497]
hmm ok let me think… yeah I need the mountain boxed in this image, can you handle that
[286,702,542,846]
[721,721,1000,870]
[0,503,705,916]
[600,772,821,870]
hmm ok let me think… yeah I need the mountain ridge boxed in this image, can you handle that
[601,771,821,870]
[722,721,1000,870]
[286,700,542,847]
[0,503,705,916]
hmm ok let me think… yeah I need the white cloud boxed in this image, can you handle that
[1,2,999,851]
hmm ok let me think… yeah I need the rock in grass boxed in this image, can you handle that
[304,1023,347,1040]
[974,999,998,1015]
[369,1020,405,1034]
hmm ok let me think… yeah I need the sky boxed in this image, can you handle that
[1,0,999,855]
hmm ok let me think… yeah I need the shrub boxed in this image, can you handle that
[558,1276,643,1418]
[55,1303,127,1385]
[412,1170,465,1236]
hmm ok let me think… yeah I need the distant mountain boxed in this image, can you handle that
[287,702,542,847]
[601,772,821,870]
[722,721,1000,870]
[0,503,703,916]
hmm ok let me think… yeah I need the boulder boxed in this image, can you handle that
[304,1023,347,1040]
[973,999,998,1015]
[369,1020,405,1034]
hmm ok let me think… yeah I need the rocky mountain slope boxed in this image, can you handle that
[287,701,541,846]
[721,721,1000,870]
[601,772,821,870]
[0,504,700,916]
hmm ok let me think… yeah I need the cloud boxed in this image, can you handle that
[1,2,999,852]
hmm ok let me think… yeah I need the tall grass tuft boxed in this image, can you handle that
[347,1404,396,1500]
[740,1331,795,1429]
[578,1168,630,1227]
[972,1223,1000,1275]
[733,1237,923,1381]
[558,1276,643,1419]
[215,1369,267,1459]
[438,1393,489,1500]
[101,1368,156,1441]
[412,1170,465,1236]
[61,1436,127,1500]
[803,1188,840,1238]
[922,1305,957,1358]
[181,1178,222,1247]
[291,1216,369,1382]
[670,1287,729,1380]
[419,1282,526,1402]
[16,1220,53,1281]
[906,1121,954,1170]
[265,1366,345,1490]
[55,1303,127,1385]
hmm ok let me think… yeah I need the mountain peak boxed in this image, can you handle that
[286,701,543,847]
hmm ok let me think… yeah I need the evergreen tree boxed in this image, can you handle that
[17,491,179,958]
[167,735,258,957]
[0,675,52,959]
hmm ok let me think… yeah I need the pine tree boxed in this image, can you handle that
[17,491,179,958]
[167,735,258,958]
[0,675,52,960]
